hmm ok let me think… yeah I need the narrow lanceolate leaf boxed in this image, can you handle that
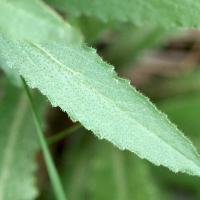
[0,0,81,43]
[45,0,200,28]
[0,78,46,200]
[1,34,200,176]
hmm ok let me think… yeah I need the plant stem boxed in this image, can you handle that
[47,123,82,144]
[22,78,67,200]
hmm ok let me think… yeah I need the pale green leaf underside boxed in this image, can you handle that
[0,0,81,43]
[45,0,200,28]
[0,79,41,200]
[1,34,200,176]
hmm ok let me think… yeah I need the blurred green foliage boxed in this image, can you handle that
[1,1,200,200]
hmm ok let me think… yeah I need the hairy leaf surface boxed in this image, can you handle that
[45,0,200,28]
[0,79,47,200]
[0,34,200,175]
[0,0,81,42]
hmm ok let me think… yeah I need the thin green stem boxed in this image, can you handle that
[22,78,67,200]
[47,123,82,144]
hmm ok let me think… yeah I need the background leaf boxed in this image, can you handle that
[149,93,200,200]
[0,34,200,176]
[0,77,47,200]
[44,0,200,28]
[157,93,200,156]
[60,132,165,200]
[0,0,81,43]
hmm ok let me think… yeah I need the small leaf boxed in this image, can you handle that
[0,0,81,43]
[0,33,200,176]
[0,78,47,200]
[44,0,200,28]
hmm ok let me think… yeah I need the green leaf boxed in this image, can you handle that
[44,0,200,28]
[0,78,47,200]
[90,138,162,200]
[60,133,164,200]
[157,93,200,151]
[1,33,200,176]
[0,0,81,43]
[60,132,94,200]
